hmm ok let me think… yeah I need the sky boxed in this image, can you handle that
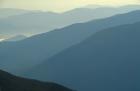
[1,0,140,12]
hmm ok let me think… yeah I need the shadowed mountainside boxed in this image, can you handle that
[25,21,140,91]
[0,70,74,91]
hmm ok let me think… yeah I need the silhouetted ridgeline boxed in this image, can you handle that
[0,70,74,91]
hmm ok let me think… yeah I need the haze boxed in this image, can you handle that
[1,0,140,12]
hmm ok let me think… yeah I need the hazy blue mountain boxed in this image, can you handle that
[85,5,140,15]
[4,35,27,42]
[0,11,60,36]
[62,7,117,23]
[0,70,73,91]
[0,8,29,19]
[86,4,140,10]
[0,10,140,75]
[1,5,140,37]
[25,21,140,91]
[119,5,140,12]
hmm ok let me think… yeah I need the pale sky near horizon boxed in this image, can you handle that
[1,0,140,12]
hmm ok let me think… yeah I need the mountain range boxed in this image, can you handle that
[0,8,29,19]
[24,21,140,91]
[1,5,140,37]
[0,5,140,91]
[0,10,140,75]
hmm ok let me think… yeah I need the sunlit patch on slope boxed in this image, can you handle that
[0,39,4,42]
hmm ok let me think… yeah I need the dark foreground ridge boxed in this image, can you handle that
[0,70,74,91]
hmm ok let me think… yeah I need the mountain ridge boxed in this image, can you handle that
[1,5,140,37]
[1,10,140,75]
[4,35,27,42]
[24,21,140,91]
